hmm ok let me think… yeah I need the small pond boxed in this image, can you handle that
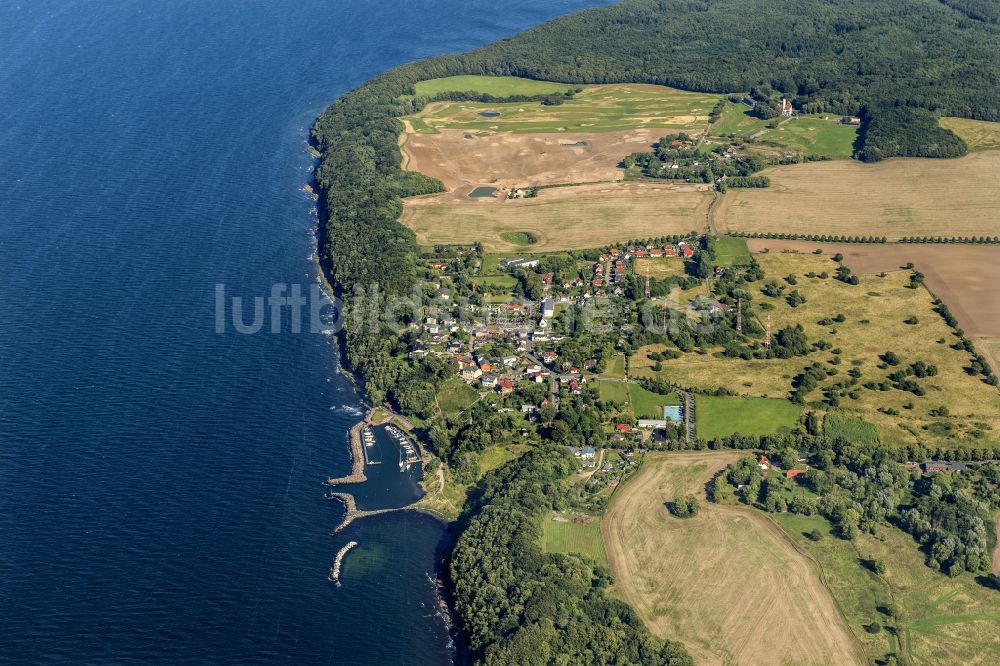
[469,186,498,198]
[478,111,501,118]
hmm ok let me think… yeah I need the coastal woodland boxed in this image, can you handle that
[311,1,1000,663]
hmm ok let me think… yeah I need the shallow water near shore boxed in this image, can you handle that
[0,0,608,663]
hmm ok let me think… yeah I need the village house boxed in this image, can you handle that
[497,378,514,395]
[758,454,769,470]
[785,469,807,479]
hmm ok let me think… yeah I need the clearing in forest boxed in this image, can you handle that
[714,152,1000,240]
[603,451,864,666]
[542,512,608,567]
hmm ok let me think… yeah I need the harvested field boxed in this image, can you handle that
[633,251,1000,449]
[401,182,710,252]
[603,451,864,665]
[401,127,658,192]
[715,152,1000,240]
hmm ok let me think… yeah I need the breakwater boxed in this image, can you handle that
[329,540,358,583]
[325,420,368,485]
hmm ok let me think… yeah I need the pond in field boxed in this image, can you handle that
[469,186,498,198]
[478,111,501,118]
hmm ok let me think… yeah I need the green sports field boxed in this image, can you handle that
[695,395,800,439]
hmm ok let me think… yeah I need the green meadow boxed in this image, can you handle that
[542,513,608,567]
[695,395,800,439]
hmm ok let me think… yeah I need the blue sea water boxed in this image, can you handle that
[0,0,608,663]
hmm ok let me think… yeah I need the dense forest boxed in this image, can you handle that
[449,445,693,665]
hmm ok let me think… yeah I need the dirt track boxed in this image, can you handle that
[603,452,865,666]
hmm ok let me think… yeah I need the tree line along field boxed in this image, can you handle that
[401,182,710,252]
[631,251,1000,450]
[714,151,1000,240]
[602,452,865,665]
[406,82,721,135]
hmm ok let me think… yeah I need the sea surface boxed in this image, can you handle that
[0,0,607,664]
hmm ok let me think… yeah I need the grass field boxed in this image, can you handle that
[601,353,626,379]
[436,377,478,414]
[402,182,710,252]
[408,83,723,134]
[713,235,751,265]
[542,512,608,567]
[752,115,859,158]
[772,512,1000,665]
[628,383,681,419]
[715,151,1000,239]
[694,395,801,439]
[632,252,1000,449]
[710,103,858,158]
[413,75,575,98]
[939,117,1000,151]
[603,452,864,665]
[823,412,880,446]
[598,380,629,403]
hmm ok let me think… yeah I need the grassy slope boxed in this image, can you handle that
[401,187,710,252]
[772,513,1000,665]
[939,117,1000,151]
